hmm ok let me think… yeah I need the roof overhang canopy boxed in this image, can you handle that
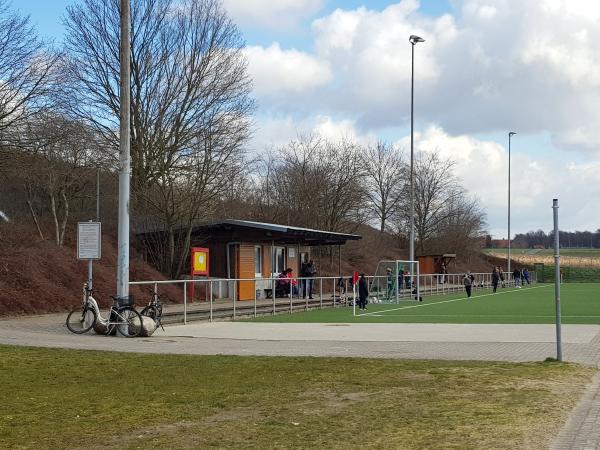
[191,220,362,246]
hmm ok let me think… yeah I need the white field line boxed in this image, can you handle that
[357,284,552,317]
[367,314,600,318]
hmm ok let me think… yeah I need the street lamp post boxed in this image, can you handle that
[508,131,516,275]
[409,34,425,266]
[117,0,131,303]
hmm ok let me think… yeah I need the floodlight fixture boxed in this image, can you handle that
[409,35,425,44]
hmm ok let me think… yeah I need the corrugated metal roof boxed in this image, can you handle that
[218,219,361,239]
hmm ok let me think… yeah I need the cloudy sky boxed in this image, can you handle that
[20,0,600,238]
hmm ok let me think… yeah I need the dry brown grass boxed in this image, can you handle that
[486,251,600,268]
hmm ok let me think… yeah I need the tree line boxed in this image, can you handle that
[502,230,600,249]
[0,0,486,278]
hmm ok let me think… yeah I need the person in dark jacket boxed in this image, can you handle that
[463,271,474,298]
[491,267,500,293]
[358,274,369,310]
[513,268,521,288]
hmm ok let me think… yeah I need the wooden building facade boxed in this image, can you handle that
[139,220,361,301]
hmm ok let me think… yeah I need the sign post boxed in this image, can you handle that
[77,221,101,289]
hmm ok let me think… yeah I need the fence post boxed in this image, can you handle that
[333,278,336,307]
[320,278,323,309]
[305,278,309,311]
[272,277,276,315]
[233,279,236,321]
[254,279,257,318]
[209,280,213,322]
[183,280,187,325]
[289,279,293,314]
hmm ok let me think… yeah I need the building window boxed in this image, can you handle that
[274,247,285,275]
[255,246,262,277]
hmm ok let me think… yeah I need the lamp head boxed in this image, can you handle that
[509,132,516,137]
[409,35,425,45]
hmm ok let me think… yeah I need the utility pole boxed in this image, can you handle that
[116,0,131,303]
[553,199,562,361]
[508,131,516,273]
[409,34,425,266]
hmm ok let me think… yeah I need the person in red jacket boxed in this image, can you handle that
[279,268,298,296]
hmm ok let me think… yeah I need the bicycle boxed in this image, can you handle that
[66,283,143,337]
[140,291,164,331]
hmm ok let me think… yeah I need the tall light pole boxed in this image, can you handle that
[409,34,425,265]
[117,0,131,303]
[508,131,516,275]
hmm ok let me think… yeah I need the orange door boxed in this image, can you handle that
[237,244,255,301]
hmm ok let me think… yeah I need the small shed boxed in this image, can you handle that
[138,219,361,300]
[417,254,456,275]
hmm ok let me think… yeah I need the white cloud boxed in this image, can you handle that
[244,43,332,99]
[249,115,376,153]
[223,0,324,30]
[239,0,600,233]
[248,0,600,151]
[405,126,600,237]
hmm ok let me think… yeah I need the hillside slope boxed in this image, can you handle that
[0,223,182,316]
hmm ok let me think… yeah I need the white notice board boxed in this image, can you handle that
[77,222,101,260]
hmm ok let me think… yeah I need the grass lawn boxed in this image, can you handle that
[249,283,600,324]
[0,345,594,450]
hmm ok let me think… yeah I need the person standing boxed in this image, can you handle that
[499,267,505,288]
[523,268,530,285]
[491,267,500,293]
[300,258,309,299]
[513,268,521,288]
[386,267,395,300]
[439,262,447,284]
[358,273,369,310]
[463,271,474,298]
[307,259,317,299]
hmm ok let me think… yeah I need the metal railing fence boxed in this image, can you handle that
[129,271,537,324]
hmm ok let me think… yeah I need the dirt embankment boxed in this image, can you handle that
[0,223,182,316]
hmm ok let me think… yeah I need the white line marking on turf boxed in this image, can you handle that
[357,284,552,317]
[366,314,600,318]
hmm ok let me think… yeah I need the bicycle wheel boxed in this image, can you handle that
[114,307,143,337]
[141,305,160,320]
[66,306,97,334]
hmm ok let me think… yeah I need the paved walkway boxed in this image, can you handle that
[1,313,600,448]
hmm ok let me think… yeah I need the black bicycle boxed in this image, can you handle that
[140,291,164,331]
[66,283,143,337]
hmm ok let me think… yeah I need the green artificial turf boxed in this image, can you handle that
[249,283,600,324]
[0,345,593,449]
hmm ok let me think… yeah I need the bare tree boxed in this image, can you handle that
[393,151,486,255]
[251,135,366,233]
[17,114,98,245]
[362,141,406,232]
[64,0,254,275]
[0,0,57,134]
[64,0,254,191]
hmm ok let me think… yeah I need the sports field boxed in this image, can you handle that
[250,283,600,324]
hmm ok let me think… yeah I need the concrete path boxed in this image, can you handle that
[2,313,600,448]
